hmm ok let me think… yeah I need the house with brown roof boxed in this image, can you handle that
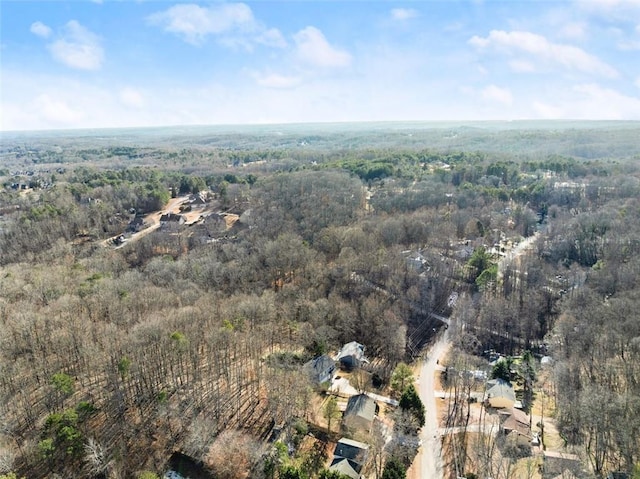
[499,407,531,447]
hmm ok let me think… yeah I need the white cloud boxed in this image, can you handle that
[6,67,640,132]
[119,87,145,108]
[618,40,640,49]
[574,0,640,23]
[147,3,255,45]
[293,26,351,68]
[47,20,103,70]
[147,3,286,50]
[1,71,161,130]
[533,83,640,119]
[33,94,85,124]
[559,22,587,40]
[481,85,513,106]
[256,28,287,48]
[609,21,640,50]
[573,83,640,118]
[391,8,419,21]
[469,30,618,78]
[597,0,640,5]
[30,21,52,39]
[254,72,301,89]
[532,100,564,119]
[509,59,536,72]
[635,76,640,88]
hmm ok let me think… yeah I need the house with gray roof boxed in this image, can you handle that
[342,394,377,433]
[302,354,336,385]
[337,341,368,371]
[159,213,185,229]
[484,378,516,409]
[329,438,369,479]
[329,458,360,479]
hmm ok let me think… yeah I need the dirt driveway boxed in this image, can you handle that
[105,195,215,249]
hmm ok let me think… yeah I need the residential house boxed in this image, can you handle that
[499,408,531,447]
[159,213,185,228]
[191,213,229,241]
[329,459,360,479]
[484,379,516,409]
[127,216,147,233]
[404,251,429,273]
[342,394,377,433]
[337,342,368,371]
[303,354,336,385]
[329,438,369,479]
[188,192,208,205]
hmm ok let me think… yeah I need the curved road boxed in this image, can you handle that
[410,233,543,478]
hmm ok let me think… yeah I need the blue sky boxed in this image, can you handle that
[1,0,640,131]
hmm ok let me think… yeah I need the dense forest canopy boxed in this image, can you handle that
[0,121,639,479]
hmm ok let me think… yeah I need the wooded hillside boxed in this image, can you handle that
[0,123,639,478]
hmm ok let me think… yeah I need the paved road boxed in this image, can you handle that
[416,331,451,479]
[497,232,539,278]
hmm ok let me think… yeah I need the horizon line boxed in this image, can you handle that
[3,118,640,137]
